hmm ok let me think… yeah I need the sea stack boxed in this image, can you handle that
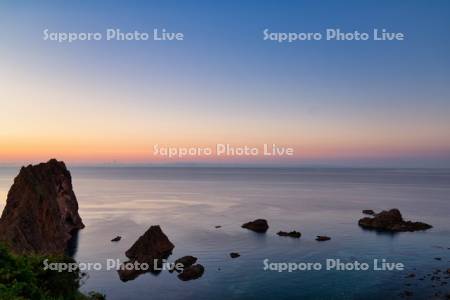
[0,159,84,254]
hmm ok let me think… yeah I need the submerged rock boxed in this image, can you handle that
[316,236,331,241]
[178,264,205,281]
[358,209,432,232]
[111,236,121,242]
[277,231,301,238]
[230,252,240,258]
[118,225,174,281]
[242,219,269,233]
[362,209,375,215]
[0,159,84,254]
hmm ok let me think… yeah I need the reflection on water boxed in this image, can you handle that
[0,167,449,300]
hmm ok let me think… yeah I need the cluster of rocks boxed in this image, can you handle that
[114,226,205,282]
[112,210,432,283]
[115,226,207,282]
[358,209,432,232]
[242,218,330,242]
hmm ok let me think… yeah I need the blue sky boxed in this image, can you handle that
[0,0,449,166]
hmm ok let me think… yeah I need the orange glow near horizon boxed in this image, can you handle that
[1,48,449,166]
[1,135,448,165]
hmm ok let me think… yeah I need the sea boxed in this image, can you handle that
[0,167,449,300]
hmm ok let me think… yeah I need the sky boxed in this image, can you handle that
[0,0,449,167]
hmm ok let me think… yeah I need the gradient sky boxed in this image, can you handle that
[0,0,449,166]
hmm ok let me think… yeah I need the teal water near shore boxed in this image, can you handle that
[0,167,449,299]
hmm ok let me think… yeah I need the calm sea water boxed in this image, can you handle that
[0,167,449,300]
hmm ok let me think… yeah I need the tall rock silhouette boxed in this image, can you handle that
[0,159,84,254]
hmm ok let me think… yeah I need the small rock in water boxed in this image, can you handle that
[230,252,240,258]
[215,225,222,228]
[178,264,205,281]
[242,219,269,233]
[111,236,121,242]
[316,236,331,241]
[362,209,375,215]
[170,256,197,273]
[434,257,442,260]
[277,231,301,238]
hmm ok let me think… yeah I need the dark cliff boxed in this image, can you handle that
[0,159,84,254]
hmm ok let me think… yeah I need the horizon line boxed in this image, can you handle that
[1,161,450,169]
